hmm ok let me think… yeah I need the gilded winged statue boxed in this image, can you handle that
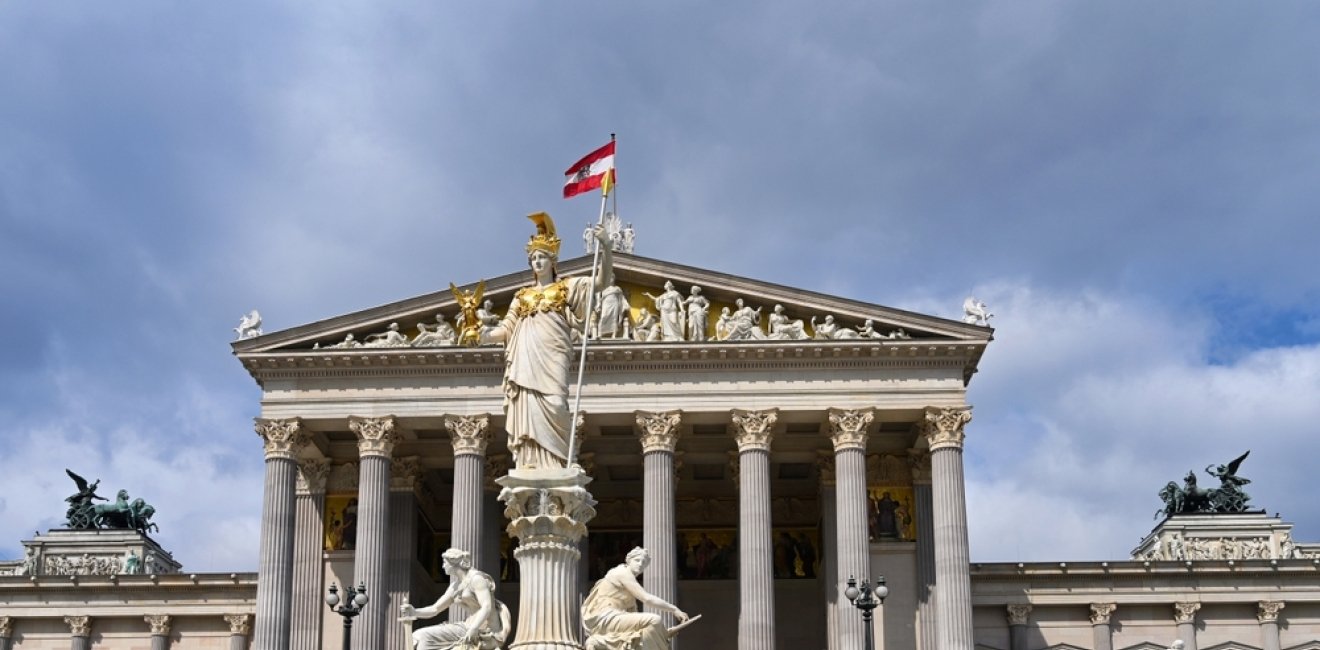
[451,280,486,347]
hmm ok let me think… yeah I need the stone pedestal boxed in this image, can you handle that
[497,468,596,650]
[17,528,182,577]
[1133,512,1304,561]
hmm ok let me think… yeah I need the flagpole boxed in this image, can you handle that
[566,134,615,468]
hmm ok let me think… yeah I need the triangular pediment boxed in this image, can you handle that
[234,253,990,357]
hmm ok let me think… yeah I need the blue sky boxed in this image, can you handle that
[3,2,1319,570]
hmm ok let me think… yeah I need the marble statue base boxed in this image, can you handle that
[497,467,597,650]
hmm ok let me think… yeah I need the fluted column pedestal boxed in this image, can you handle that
[909,450,936,650]
[1090,603,1116,650]
[1174,602,1201,650]
[817,453,839,650]
[498,468,596,650]
[923,406,975,650]
[1006,605,1031,650]
[447,415,492,621]
[350,416,400,650]
[64,616,91,650]
[732,409,777,650]
[224,615,252,650]
[253,418,308,650]
[1258,601,1285,650]
[637,411,683,638]
[292,458,330,650]
[387,457,421,650]
[829,409,874,650]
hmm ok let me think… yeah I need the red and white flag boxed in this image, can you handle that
[563,140,616,198]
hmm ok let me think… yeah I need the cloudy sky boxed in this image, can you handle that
[3,2,1319,571]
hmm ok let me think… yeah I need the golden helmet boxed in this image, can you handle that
[526,212,561,257]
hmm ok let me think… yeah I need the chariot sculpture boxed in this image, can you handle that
[64,469,159,534]
[1156,451,1253,519]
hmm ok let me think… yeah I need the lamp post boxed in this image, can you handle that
[845,575,888,650]
[326,582,369,650]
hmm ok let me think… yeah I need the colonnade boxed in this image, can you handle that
[0,614,252,650]
[1008,600,1290,650]
[249,405,977,650]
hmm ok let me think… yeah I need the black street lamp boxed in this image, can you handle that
[326,582,369,650]
[845,575,888,650]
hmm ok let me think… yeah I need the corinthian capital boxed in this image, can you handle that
[65,615,92,637]
[1089,603,1117,625]
[828,408,874,452]
[731,408,778,452]
[349,415,399,458]
[0,616,11,638]
[1173,602,1201,624]
[636,410,683,454]
[1006,604,1032,626]
[1258,600,1286,623]
[391,456,421,491]
[921,406,973,451]
[224,613,252,636]
[144,614,172,636]
[254,417,308,460]
[296,458,331,494]
[444,414,491,457]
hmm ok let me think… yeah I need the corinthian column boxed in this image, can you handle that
[446,415,491,577]
[386,456,421,649]
[829,408,875,650]
[1006,604,1031,650]
[65,616,91,650]
[637,410,683,635]
[1173,602,1201,650]
[253,418,308,650]
[224,614,252,650]
[291,458,329,650]
[1258,601,1285,650]
[1090,603,1116,650]
[817,452,840,650]
[732,408,778,650]
[145,615,171,650]
[909,449,937,650]
[921,406,974,650]
[349,415,400,650]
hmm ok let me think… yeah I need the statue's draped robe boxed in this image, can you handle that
[502,276,592,469]
[582,566,669,650]
[654,290,684,341]
[412,571,508,650]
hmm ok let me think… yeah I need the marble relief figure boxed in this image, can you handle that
[583,547,691,650]
[401,548,511,650]
[633,308,661,342]
[478,213,613,470]
[683,286,709,341]
[643,281,685,341]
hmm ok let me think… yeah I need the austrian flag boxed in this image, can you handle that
[563,141,616,198]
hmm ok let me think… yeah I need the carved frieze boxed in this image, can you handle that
[1258,600,1285,623]
[254,417,308,460]
[296,458,330,494]
[1089,603,1117,625]
[921,406,972,451]
[907,449,932,484]
[445,414,491,457]
[224,614,252,636]
[828,408,874,452]
[731,408,778,452]
[1006,604,1032,626]
[144,614,172,636]
[636,410,683,453]
[326,462,360,493]
[867,453,911,487]
[349,415,399,458]
[43,553,120,576]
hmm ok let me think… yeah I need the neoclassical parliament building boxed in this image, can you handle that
[3,248,1319,650]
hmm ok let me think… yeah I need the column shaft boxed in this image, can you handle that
[1262,621,1281,650]
[819,480,839,650]
[291,487,327,650]
[914,482,937,650]
[352,454,392,650]
[71,639,89,650]
[931,446,973,650]
[151,635,169,650]
[1009,625,1026,650]
[230,635,247,650]
[643,450,678,630]
[451,453,485,621]
[738,449,775,650]
[835,446,869,650]
[387,488,418,648]
[1092,624,1113,650]
[254,456,298,650]
[1178,622,1197,650]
